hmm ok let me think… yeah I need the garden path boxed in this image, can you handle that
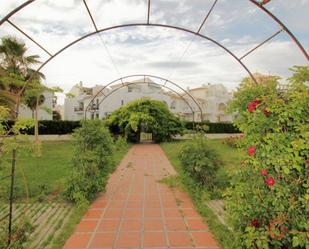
[64,143,219,249]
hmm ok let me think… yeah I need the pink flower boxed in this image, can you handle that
[265,176,275,186]
[261,168,267,176]
[248,146,256,156]
[251,219,259,228]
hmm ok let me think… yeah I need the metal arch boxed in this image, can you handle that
[0,0,307,63]
[30,23,258,84]
[0,1,34,26]
[0,0,307,97]
[86,79,198,122]
[84,74,203,120]
[249,0,309,61]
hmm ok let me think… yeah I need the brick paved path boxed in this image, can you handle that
[64,144,219,249]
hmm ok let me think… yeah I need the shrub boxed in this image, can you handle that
[223,135,244,148]
[64,119,114,206]
[184,121,240,133]
[225,66,309,248]
[179,135,220,191]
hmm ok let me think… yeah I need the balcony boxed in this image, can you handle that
[74,106,84,112]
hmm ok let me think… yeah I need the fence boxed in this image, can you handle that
[0,149,16,246]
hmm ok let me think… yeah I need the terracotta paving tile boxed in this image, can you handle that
[127,201,143,208]
[187,219,209,231]
[165,219,187,231]
[103,209,123,219]
[179,201,195,209]
[191,232,219,247]
[144,201,161,208]
[144,219,164,231]
[120,219,142,231]
[164,209,183,218]
[109,201,126,208]
[182,208,200,218]
[168,231,193,247]
[113,193,127,200]
[64,233,91,249]
[64,144,220,249]
[97,219,120,231]
[89,232,116,248]
[115,231,141,248]
[144,231,167,247]
[90,200,108,209]
[144,208,162,218]
[83,209,102,219]
[123,209,143,219]
[75,220,98,232]
[129,194,144,201]
[163,200,178,208]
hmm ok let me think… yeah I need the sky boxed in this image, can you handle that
[0,0,308,104]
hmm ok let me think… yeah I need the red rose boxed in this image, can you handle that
[247,100,262,112]
[262,108,271,117]
[248,146,256,156]
[265,176,275,186]
[247,102,257,112]
[251,219,259,227]
[261,168,267,176]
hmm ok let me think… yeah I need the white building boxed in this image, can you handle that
[19,90,54,120]
[187,84,234,122]
[64,78,233,122]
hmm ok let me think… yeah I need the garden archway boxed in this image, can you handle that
[84,74,204,122]
[0,0,308,107]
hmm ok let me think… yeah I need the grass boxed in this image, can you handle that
[160,138,245,249]
[0,141,131,201]
[0,139,130,249]
[1,141,74,201]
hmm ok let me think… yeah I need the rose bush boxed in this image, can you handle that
[226,66,309,248]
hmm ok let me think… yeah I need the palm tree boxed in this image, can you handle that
[0,36,44,119]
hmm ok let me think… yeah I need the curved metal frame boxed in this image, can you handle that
[36,23,258,83]
[88,79,197,122]
[84,74,204,121]
[0,0,308,97]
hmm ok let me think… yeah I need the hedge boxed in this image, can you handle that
[3,120,240,135]
[185,121,240,133]
[4,120,81,135]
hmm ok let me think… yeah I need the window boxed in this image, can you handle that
[96,99,99,109]
[218,103,226,112]
[91,113,94,120]
[121,100,124,106]
[96,113,99,119]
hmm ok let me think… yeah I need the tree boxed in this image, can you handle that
[106,98,184,142]
[0,36,44,119]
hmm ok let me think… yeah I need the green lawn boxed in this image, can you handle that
[0,140,129,201]
[0,141,74,201]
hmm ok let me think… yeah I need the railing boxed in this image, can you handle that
[0,149,16,246]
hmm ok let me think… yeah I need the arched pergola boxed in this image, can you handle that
[0,0,308,108]
[84,74,204,122]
